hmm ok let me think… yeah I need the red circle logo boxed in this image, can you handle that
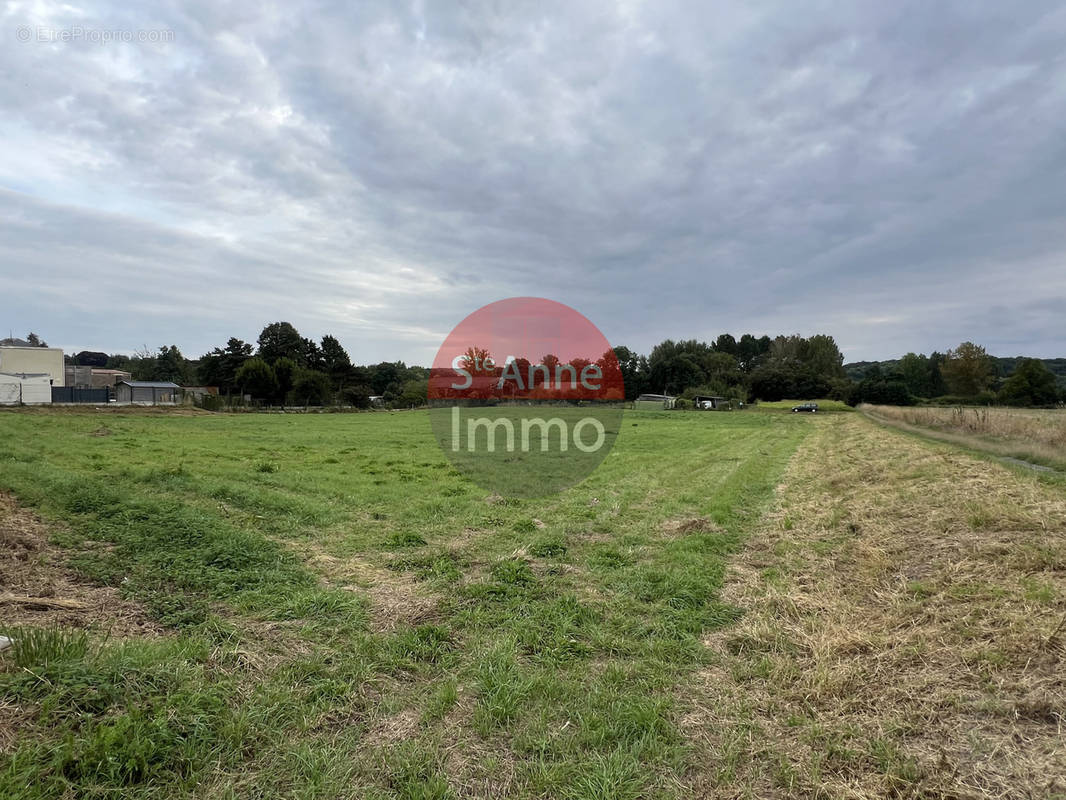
[428,298,624,497]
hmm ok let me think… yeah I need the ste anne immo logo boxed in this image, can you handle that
[428,298,625,498]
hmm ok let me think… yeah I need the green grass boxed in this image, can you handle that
[751,398,854,413]
[0,408,811,799]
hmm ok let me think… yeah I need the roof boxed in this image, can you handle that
[0,343,60,351]
[635,393,676,400]
[91,368,132,375]
[118,380,181,388]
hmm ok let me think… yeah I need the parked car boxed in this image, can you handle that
[791,402,819,413]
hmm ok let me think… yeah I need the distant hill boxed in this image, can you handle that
[992,357,1066,386]
[845,356,1066,388]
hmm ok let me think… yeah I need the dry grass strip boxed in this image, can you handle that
[0,594,87,610]
[864,405,1066,450]
[864,404,1066,470]
[682,415,1066,799]
[296,540,441,633]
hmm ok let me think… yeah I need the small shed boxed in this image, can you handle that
[634,393,676,410]
[693,395,729,410]
[0,373,52,405]
[115,380,180,405]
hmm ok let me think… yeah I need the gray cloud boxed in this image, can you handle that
[2,0,1064,363]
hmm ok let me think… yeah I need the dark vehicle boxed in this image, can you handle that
[791,402,819,413]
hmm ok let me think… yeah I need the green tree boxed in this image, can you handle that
[769,334,805,366]
[272,357,297,402]
[395,378,429,408]
[736,334,772,372]
[105,353,132,371]
[236,358,277,400]
[927,352,948,397]
[897,352,931,397]
[804,334,846,379]
[320,335,352,387]
[368,362,407,396]
[749,366,796,401]
[26,332,47,347]
[608,346,648,400]
[290,368,333,406]
[846,378,913,406]
[151,345,192,384]
[341,384,373,408]
[998,359,1059,406]
[198,337,252,394]
[648,340,710,394]
[257,322,304,364]
[302,338,325,371]
[76,350,110,367]
[645,339,754,397]
[712,334,738,356]
[941,342,994,397]
[702,352,741,385]
[767,334,844,379]
[649,352,703,395]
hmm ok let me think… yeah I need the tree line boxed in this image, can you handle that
[846,342,1063,407]
[69,322,428,408]
[608,333,853,405]
[61,326,1064,408]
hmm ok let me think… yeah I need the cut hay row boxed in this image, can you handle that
[864,403,1066,448]
[683,414,1066,798]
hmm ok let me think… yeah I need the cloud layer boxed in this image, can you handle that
[2,0,1064,363]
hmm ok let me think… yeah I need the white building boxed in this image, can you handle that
[0,373,52,404]
[0,345,64,386]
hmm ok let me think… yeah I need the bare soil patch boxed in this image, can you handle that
[660,516,721,537]
[0,492,159,636]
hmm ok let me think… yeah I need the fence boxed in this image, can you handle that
[51,387,109,404]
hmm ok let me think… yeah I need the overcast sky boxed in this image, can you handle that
[2,1,1064,364]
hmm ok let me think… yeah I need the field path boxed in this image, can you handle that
[682,413,1066,798]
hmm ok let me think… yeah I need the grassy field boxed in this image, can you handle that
[0,408,809,799]
[751,399,853,414]
[1,407,1062,799]
[863,403,1066,471]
